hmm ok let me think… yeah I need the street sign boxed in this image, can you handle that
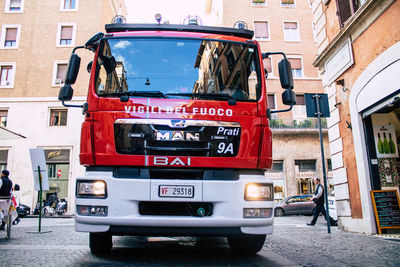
[29,148,49,191]
[304,93,331,233]
[305,93,330,118]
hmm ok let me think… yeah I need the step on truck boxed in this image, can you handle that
[58,17,296,255]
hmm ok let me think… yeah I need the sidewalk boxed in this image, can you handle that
[269,216,400,267]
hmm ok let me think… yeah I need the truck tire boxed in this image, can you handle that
[227,234,266,255]
[89,233,112,254]
[274,208,284,217]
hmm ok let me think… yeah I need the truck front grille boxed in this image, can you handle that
[114,119,241,157]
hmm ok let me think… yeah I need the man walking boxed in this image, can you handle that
[307,177,337,226]
[0,169,13,230]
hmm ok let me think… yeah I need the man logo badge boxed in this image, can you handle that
[171,120,187,128]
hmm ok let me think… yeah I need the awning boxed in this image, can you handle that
[0,126,26,139]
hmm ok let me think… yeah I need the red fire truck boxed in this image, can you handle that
[59,19,295,255]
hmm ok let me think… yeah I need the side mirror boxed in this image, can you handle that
[58,84,74,101]
[87,61,93,73]
[101,55,116,74]
[65,53,81,85]
[282,89,297,105]
[278,58,294,90]
[85,32,104,52]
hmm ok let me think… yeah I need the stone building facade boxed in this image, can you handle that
[312,0,400,233]
[0,0,126,212]
[206,0,331,200]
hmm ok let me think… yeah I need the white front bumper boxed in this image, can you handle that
[75,170,274,236]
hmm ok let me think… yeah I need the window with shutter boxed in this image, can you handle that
[56,64,67,83]
[9,0,21,11]
[4,28,17,47]
[284,22,300,41]
[267,94,275,109]
[263,58,272,74]
[60,26,73,45]
[292,94,307,119]
[288,58,303,77]
[336,0,363,27]
[254,21,270,40]
[0,65,14,87]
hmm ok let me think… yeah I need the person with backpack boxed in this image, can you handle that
[0,170,13,230]
[306,177,337,226]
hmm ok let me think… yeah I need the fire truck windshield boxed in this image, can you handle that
[95,38,261,101]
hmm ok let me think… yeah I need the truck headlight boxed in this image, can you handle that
[76,180,107,198]
[244,183,273,201]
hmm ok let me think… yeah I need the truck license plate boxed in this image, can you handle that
[159,185,194,198]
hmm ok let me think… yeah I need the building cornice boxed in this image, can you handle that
[313,0,396,68]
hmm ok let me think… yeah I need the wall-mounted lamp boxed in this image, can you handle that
[336,79,348,92]
[336,79,344,86]
[334,102,342,108]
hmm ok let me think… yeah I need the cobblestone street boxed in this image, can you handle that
[1,216,399,266]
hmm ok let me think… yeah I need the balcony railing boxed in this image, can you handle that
[269,117,327,129]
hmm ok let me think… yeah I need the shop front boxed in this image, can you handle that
[42,149,70,202]
[295,160,316,195]
[265,160,285,201]
[350,42,400,234]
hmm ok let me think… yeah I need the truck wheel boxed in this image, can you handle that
[89,233,112,254]
[227,234,266,255]
[274,208,284,217]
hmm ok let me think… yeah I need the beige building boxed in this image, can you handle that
[206,0,331,201]
[0,0,126,212]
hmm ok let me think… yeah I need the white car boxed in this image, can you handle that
[328,190,337,221]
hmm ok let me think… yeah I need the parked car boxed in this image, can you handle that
[274,194,315,217]
[17,204,31,218]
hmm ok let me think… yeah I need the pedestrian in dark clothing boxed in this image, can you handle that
[0,169,13,230]
[307,177,337,226]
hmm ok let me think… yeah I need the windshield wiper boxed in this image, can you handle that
[99,90,168,99]
[166,93,234,101]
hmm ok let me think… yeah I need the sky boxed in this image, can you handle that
[124,0,207,24]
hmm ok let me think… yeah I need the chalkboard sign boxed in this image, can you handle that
[371,190,400,234]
